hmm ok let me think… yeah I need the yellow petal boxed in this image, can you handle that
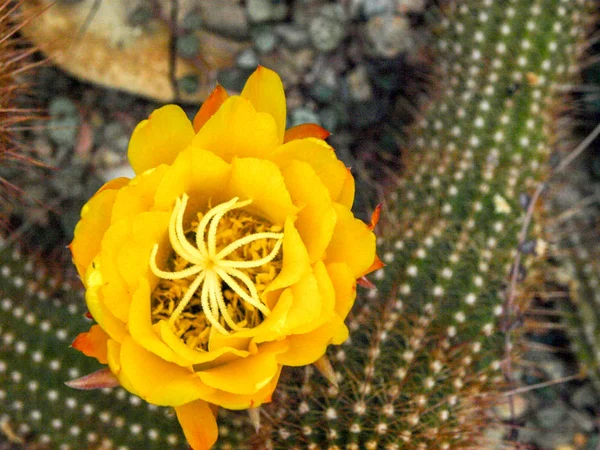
[98,219,132,322]
[225,157,297,225]
[128,278,194,367]
[197,344,283,395]
[263,217,310,299]
[202,364,283,409]
[232,288,293,343]
[154,146,231,212]
[71,325,109,364]
[84,264,127,342]
[268,138,351,204]
[325,203,377,278]
[279,271,325,335]
[175,400,218,450]
[193,84,229,133]
[128,105,195,175]
[277,318,348,366]
[241,66,286,143]
[191,96,279,163]
[106,339,121,374]
[106,338,144,400]
[313,261,335,318]
[120,335,214,406]
[338,168,355,209]
[159,320,249,366]
[110,165,169,223]
[117,211,170,292]
[326,262,356,318]
[207,326,252,353]
[280,160,336,262]
[70,179,128,280]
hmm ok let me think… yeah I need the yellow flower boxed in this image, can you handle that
[69,66,380,449]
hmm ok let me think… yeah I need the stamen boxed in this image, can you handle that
[216,268,271,316]
[216,232,284,261]
[149,244,204,280]
[207,272,243,331]
[195,197,239,256]
[168,197,201,263]
[207,198,252,256]
[175,194,203,262]
[168,271,206,326]
[219,237,283,269]
[151,193,283,341]
[200,274,228,334]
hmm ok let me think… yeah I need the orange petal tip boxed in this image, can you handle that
[71,325,109,363]
[368,204,382,230]
[284,123,331,143]
[364,254,385,277]
[65,368,120,390]
[193,84,229,132]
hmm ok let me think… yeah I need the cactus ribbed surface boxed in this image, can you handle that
[242,1,590,448]
[0,0,593,449]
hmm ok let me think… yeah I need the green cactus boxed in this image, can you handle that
[0,0,594,449]
[235,1,592,448]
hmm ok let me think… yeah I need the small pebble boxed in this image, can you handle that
[275,24,310,49]
[236,48,260,69]
[218,68,254,92]
[178,74,200,95]
[253,27,278,54]
[346,65,373,102]
[198,1,249,38]
[365,14,413,59]
[362,0,395,18]
[537,402,568,429]
[127,4,153,27]
[319,107,339,132]
[309,6,346,52]
[181,13,203,31]
[102,122,129,153]
[48,97,81,149]
[247,0,275,23]
[572,384,599,410]
[493,394,529,421]
[176,32,200,59]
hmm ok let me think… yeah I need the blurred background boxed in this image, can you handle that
[1,1,600,449]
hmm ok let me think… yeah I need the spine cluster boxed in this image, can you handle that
[0,0,593,449]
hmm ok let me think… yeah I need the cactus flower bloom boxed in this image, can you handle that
[69,66,380,449]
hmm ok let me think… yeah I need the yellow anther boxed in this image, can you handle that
[150,194,284,336]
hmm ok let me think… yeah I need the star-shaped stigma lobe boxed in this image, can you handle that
[150,194,284,335]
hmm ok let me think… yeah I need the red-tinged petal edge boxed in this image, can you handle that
[364,254,385,277]
[368,204,382,230]
[84,311,93,319]
[193,84,229,133]
[357,276,376,289]
[283,123,330,143]
[71,325,109,364]
[65,368,120,390]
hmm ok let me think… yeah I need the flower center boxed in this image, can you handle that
[149,194,283,351]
